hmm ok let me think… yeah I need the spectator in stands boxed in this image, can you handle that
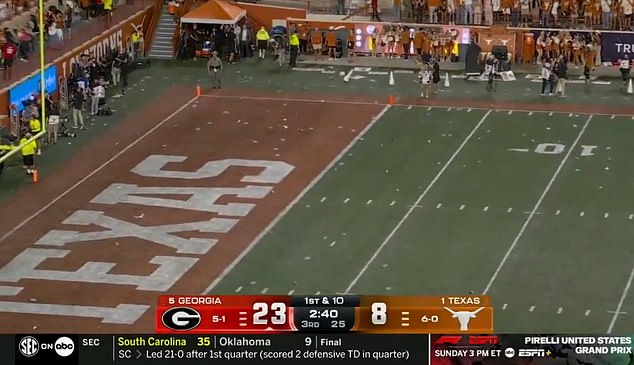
[104,0,113,28]
[2,40,16,80]
[64,3,72,39]
[371,0,381,20]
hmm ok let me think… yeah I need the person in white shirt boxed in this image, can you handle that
[620,55,631,86]
[90,84,105,115]
[419,64,432,98]
[601,0,611,28]
[622,0,633,29]
[541,59,554,96]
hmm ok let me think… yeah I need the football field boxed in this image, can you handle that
[206,102,634,334]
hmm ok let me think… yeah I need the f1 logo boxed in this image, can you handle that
[18,336,39,357]
[435,336,462,345]
[162,307,201,331]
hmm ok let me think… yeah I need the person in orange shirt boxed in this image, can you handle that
[401,26,411,59]
[413,28,424,63]
[326,26,337,59]
[310,28,323,59]
[347,29,355,61]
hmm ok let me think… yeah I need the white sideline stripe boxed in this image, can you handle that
[198,95,634,117]
[203,105,393,294]
[607,263,634,333]
[0,96,201,246]
[482,114,593,295]
[344,110,493,293]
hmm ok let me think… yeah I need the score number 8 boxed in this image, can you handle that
[371,302,387,325]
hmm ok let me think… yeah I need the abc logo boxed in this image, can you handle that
[504,348,516,358]
[54,337,75,357]
[18,336,39,357]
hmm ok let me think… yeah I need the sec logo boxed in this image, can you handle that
[162,307,201,331]
[18,336,39,357]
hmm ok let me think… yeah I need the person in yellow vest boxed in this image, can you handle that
[0,139,14,176]
[131,30,141,58]
[289,30,299,67]
[29,116,42,155]
[256,26,270,60]
[20,132,37,175]
[104,0,114,28]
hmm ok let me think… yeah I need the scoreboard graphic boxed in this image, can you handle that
[6,296,631,364]
[155,295,494,334]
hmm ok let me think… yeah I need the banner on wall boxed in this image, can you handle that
[478,33,516,56]
[9,65,58,112]
[600,32,634,62]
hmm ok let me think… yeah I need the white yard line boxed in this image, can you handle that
[199,95,632,117]
[482,114,593,295]
[344,110,493,293]
[0,95,201,246]
[203,105,392,294]
[607,263,634,334]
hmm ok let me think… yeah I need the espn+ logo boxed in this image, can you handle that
[18,336,75,357]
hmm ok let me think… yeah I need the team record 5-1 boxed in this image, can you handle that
[155,295,495,334]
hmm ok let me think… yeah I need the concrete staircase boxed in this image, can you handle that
[149,5,177,60]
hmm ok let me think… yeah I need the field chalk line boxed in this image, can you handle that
[607,263,634,334]
[200,94,634,117]
[204,104,392,294]
[482,114,593,295]
[0,95,201,246]
[344,109,493,293]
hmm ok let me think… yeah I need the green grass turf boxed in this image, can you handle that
[210,106,634,334]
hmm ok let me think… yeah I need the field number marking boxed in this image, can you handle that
[509,144,597,156]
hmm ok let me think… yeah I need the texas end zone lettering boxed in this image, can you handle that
[0,155,294,324]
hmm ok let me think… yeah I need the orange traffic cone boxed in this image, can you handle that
[196,85,201,96]
[32,169,38,183]
[388,95,395,105]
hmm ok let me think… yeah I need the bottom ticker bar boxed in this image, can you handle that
[5,334,633,365]
[9,334,429,365]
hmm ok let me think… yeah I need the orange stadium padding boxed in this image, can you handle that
[181,0,246,25]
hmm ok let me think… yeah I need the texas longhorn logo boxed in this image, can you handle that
[444,307,485,331]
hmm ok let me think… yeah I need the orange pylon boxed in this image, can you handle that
[32,169,38,183]
[388,95,395,105]
[196,85,201,96]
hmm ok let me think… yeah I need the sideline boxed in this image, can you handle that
[199,94,634,116]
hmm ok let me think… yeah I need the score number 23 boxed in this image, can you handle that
[253,302,287,325]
